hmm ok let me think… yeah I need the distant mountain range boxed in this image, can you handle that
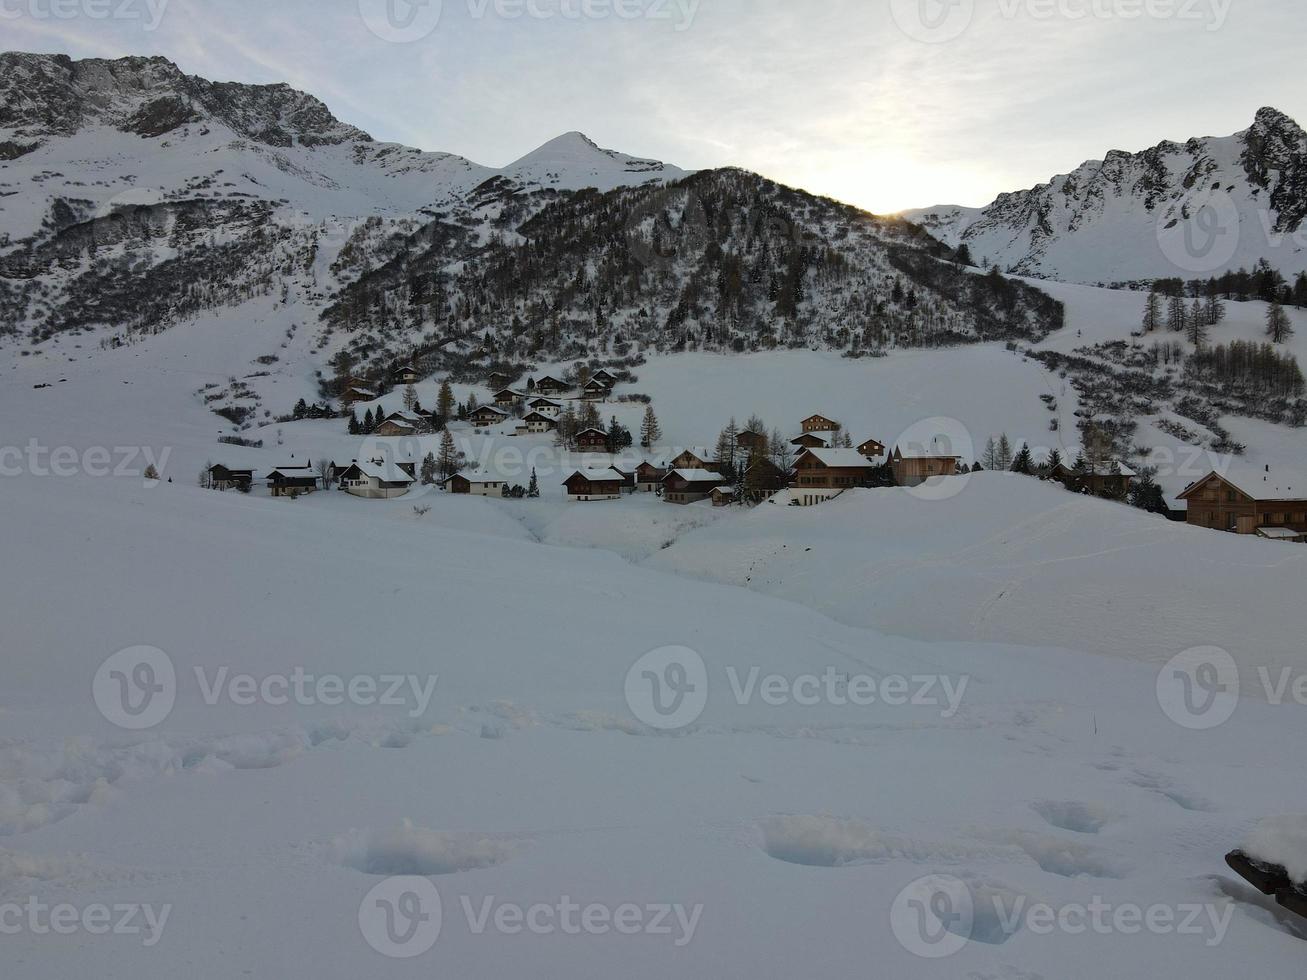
[904,107,1307,285]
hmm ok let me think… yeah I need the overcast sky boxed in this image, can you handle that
[4,0,1303,213]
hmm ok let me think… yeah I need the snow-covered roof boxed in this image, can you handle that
[665,469,726,484]
[799,448,877,468]
[576,427,607,437]
[1256,526,1304,540]
[349,458,414,484]
[452,464,521,485]
[565,467,624,483]
[1202,465,1307,502]
[382,411,424,425]
[471,405,509,417]
[673,447,712,462]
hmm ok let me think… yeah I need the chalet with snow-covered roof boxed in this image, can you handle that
[737,429,767,452]
[493,388,527,407]
[208,464,253,492]
[590,369,619,387]
[858,438,886,459]
[669,447,713,470]
[337,458,416,499]
[374,411,425,437]
[1178,466,1307,536]
[711,486,735,507]
[447,466,518,497]
[266,463,318,497]
[340,384,377,407]
[801,414,839,434]
[534,375,570,395]
[1052,460,1136,498]
[528,396,562,417]
[487,371,513,390]
[575,427,609,452]
[662,469,726,504]
[581,378,611,401]
[392,364,420,385]
[468,405,509,427]
[636,458,669,492]
[891,445,961,487]
[520,411,557,434]
[791,448,877,503]
[563,468,625,501]
[790,432,830,450]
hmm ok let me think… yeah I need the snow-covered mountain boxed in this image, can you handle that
[905,108,1307,284]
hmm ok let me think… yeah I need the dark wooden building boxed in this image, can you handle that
[1178,467,1307,536]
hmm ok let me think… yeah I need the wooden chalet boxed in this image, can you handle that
[590,369,619,388]
[447,468,513,497]
[1178,466,1307,536]
[520,411,557,434]
[266,463,318,497]
[493,388,527,407]
[468,405,509,427]
[790,432,830,450]
[669,447,713,470]
[1052,461,1135,498]
[534,375,570,395]
[208,464,253,491]
[890,445,961,488]
[528,396,562,417]
[337,458,415,499]
[663,469,726,504]
[374,411,425,437]
[340,383,377,407]
[790,448,877,506]
[857,438,886,459]
[711,486,735,507]
[487,371,513,390]
[575,427,609,452]
[392,364,420,385]
[636,459,669,492]
[580,378,611,401]
[737,429,767,452]
[801,414,839,434]
[563,468,624,501]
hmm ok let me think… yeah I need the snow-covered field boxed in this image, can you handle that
[3,279,1307,978]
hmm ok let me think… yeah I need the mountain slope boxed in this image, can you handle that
[906,108,1307,284]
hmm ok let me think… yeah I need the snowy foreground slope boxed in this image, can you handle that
[3,473,1307,980]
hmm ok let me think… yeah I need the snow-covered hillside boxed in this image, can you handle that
[905,108,1307,284]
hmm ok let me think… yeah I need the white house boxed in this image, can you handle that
[338,458,416,499]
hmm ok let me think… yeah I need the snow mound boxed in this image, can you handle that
[335,820,516,876]
[1245,816,1307,883]
[757,815,980,868]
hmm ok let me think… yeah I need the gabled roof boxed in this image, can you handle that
[564,467,624,483]
[664,469,727,484]
[266,464,315,479]
[344,458,415,484]
[796,448,877,469]
[494,388,527,399]
[791,432,831,446]
[1179,465,1307,502]
[528,396,561,406]
[470,405,509,417]
[576,427,608,438]
[672,446,712,462]
[535,375,568,385]
[801,414,838,427]
[522,411,555,424]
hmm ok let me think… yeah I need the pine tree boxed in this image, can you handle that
[1294,271,1307,309]
[347,410,360,435]
[437,381,455,424]
[1204,291,1226,327]
[640,406,662,448]
[1010,444,1035,475]
[982,437,999,471]
[363,408,374,433]
[528,468,540,498]
[1044,448,1063,477]
[403,384,418,412]
[1142,290,1163,333]
[1128,468,1168,515]
[436,430,463,479]
[420,452,437,485]
[996,434,1014,470]
[1267,301,1294,343]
